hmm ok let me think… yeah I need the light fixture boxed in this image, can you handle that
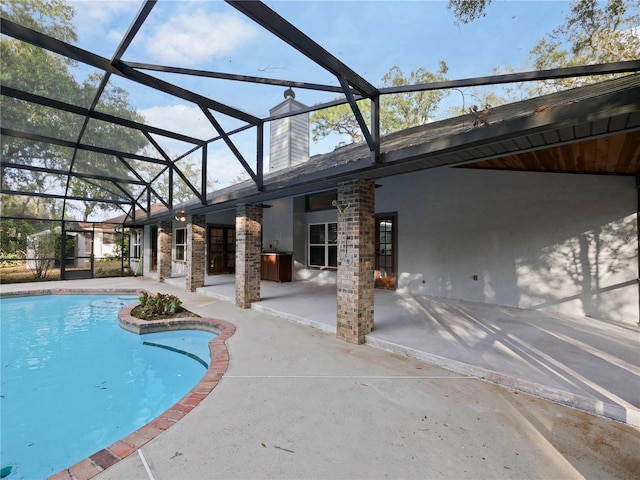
[114,226,122,234]
[174,210,186,222]
[331,199,349,214]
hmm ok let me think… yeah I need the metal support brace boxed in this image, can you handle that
[200,106,262,190]
[337,75,378,157]
[370,94,381,163]
[201,143,208,204]
[256,123,264,191]
[168,161,173,208]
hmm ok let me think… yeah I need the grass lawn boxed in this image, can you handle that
[0,259,130,283]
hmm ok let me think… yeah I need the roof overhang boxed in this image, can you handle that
[130,73,639,224]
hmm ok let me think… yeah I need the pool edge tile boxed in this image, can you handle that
[68,458,101,480]
[46,289,236,480]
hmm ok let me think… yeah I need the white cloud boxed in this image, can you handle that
[107,29,125,43]
[144,10,259,65]
[206,149,252,187]
[139,104,217,142]
[73,1,139,41]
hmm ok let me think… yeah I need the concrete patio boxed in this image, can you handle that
[185,274,640,427]
[2,276,639,479]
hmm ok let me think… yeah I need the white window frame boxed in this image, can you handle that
[175,227,187,262]
[308,222,337,268]
[131,230,142,259]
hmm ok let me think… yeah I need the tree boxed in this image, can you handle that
[26,227,60,279]
[447,0,492,24]
[529,0,640,92]
[1,0,148,221]
[0,219,35,265]
[380,63,449,133]
[68,74,148,221]
[311,100,370,145]
[1,0,80,220]
[447,0,640,93]
[311,63,449,145]
[444,0,640,111]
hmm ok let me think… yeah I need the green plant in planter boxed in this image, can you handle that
[134,292,183,319]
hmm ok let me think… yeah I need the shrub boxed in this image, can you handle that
[0,250,24,267]
[134,292,183,319]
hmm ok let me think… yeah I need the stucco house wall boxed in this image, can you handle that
[138,165,637,325]
[376,167,638,324]
[262,198,294,253]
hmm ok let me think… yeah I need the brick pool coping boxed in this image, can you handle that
[2,289,236,480]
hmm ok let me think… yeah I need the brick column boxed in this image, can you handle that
[336,179,375,344]
[186,214,206,292]
[235,204,262,308]
[157,221,172,283]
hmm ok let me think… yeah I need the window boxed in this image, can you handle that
[306,191,337,211]
[175,228,186,262]
[308,222,337,268]
[103,232,115,245]
[131,230,141,259]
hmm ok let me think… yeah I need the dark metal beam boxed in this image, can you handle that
[114,61,262,125]
[337,75,376,153]
[1,86,205,146]
[173,162,205,204]
[370,95,381,164]
[0,18,260,125]
[199,106,261,188]
[71,175,133,203]
[142,132,205,203]
[382,61,640,94]
[148,184,171,211]
[1,127,168,165]
[2,189,131,205]
[62,71,113,220]
[124,62,346,93]
[201,143,208,205]
[226,1,377,97]
[110,182,146,211]
[0,161,146,185]
[255,124,264,191]
[114,155,154,188]
[112,0,156,63]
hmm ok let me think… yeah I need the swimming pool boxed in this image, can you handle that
[0,294,216,479]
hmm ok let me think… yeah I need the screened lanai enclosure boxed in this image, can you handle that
[1,0,639,282]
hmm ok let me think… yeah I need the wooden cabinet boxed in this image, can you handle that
[261,253,292,282]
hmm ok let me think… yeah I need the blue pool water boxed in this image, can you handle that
[0,294,216,479]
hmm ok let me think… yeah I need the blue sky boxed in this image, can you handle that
[64,0,574,181]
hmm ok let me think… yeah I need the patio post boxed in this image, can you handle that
[186,214,206,292]
[235,203,263,308]
[157,220,172,283]
[336,179,375,344]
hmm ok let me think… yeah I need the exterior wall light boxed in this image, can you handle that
[331,199,349,214]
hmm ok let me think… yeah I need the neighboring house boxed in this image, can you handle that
[129,74,640,330]
[25,221,126,280]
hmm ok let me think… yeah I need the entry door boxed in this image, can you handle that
[62,228,93,280]
[208,226,236,274]
[375,215,396,289]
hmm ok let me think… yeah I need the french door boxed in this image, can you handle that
[375,215,396,289]
[208,226,236,274]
